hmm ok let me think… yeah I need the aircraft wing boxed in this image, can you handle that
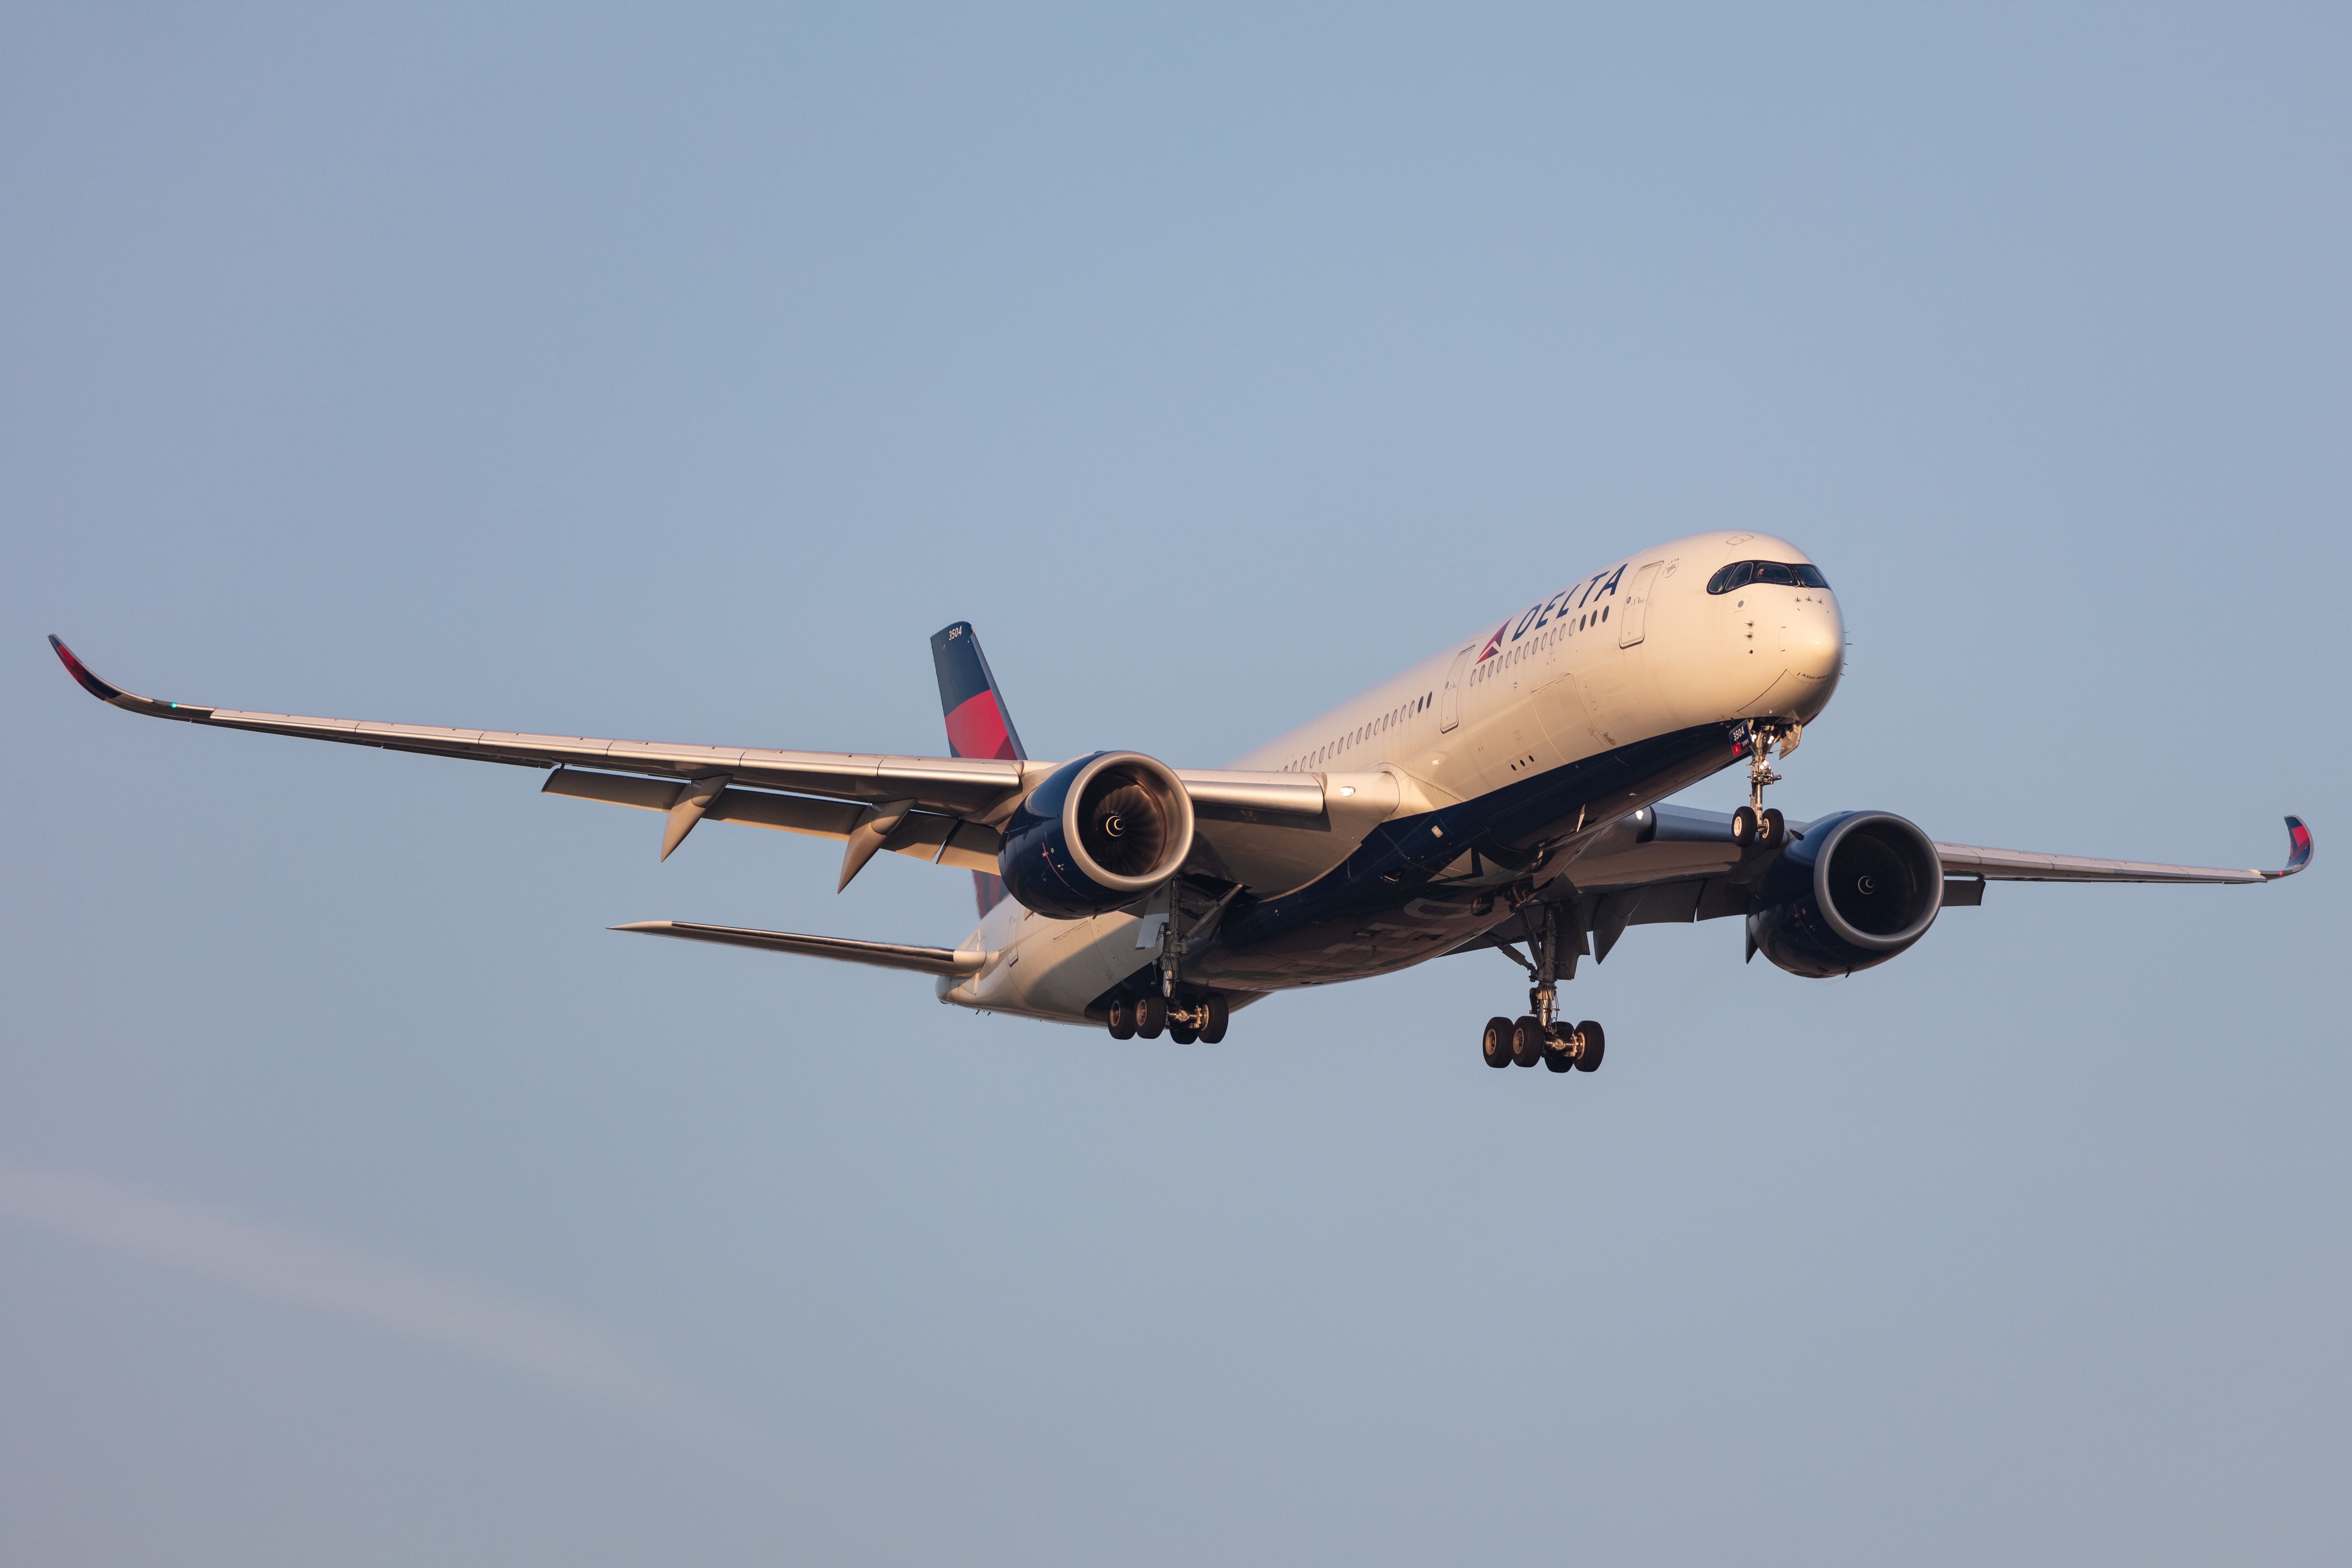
[1457,805,2310,967]
[1932,821,2311,884]
[50,635,1031,817]
[48,635,1351,887]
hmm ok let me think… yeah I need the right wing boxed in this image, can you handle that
[51,635,1033,817]
[49,635,1367,890]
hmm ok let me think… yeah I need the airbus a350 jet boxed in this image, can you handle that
[50,531,2310,1074]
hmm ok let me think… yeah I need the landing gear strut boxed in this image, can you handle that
[1730,719,1799,850]
[1478,901,1605,1076]
[1108,883,1238,1044]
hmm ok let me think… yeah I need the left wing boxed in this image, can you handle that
[1567,805,2312,891]
[1935,818,2312,884]
[1458,805,2311,966]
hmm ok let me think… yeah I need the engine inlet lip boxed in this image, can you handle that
[1059,750,1196,895]
[1810,810,1944,950]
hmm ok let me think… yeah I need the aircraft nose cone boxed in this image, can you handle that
[1776,592,1844,721]
[1787,611,1841,682]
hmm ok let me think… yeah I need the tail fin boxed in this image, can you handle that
[930,622,1026,916]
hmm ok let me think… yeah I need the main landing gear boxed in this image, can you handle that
[1481,1014,1603,1073]
[1107,991,1229,1045]
[1729,718,1800,849]
[1106,883,1238,1042]
[1478,901,1605,1076]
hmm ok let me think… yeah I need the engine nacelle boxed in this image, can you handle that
[998,751,1196,919]
[1748,810,1944,977]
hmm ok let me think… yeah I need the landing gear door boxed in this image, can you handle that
[1617,560,1664,648]
[1438,645,1474,732]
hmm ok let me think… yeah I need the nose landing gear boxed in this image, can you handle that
[1730,719,1799,849]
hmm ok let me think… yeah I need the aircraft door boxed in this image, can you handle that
[1438,645,1474,732]
[1618,560,1664,648]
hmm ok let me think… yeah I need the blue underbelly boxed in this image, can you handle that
[1192,721,1738,989]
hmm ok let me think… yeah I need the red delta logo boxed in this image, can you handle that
[1478,562,1632,664]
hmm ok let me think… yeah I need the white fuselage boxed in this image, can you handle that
[941,531,1844,1024]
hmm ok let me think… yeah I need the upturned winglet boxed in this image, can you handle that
[47,636,210,721]
[48,635,125,702]
[2267,815,2313,879]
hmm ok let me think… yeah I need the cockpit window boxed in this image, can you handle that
[1707,560,1829,594]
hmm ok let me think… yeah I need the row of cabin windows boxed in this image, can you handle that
[1284,690,1436,771]
[1473,604,1608,683]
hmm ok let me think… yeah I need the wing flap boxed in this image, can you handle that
[542,769,1003,871]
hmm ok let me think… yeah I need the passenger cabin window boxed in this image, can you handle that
[1707,560,1830,594]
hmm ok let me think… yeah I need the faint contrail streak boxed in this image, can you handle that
[0,1165,759,1465]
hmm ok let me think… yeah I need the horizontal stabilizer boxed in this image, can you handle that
[611,920,989,976]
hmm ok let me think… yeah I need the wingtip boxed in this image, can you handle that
[47,635,125,703]
[2269,815,2313,879]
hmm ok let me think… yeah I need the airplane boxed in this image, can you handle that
[48,530,2311,1075]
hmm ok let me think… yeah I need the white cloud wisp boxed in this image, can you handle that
[0,1165,758,1465]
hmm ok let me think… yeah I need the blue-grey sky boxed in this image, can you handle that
[4,6,2345,1564]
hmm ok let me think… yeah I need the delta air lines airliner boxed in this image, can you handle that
[50,531,2309,1073]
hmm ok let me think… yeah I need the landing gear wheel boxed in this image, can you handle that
[1168,1018,1199,1045]
[1732,806,1758,847]
[1543,1049,1574,1072]
[1574,1020,1605,1072]
[1106,998,1136,1040]
[1135,994,1167,1040]
[1481,1016,1514,1068]
[1759,807,1785,847]
[1511,1016,1546,1067]
[1198,992,1230,1045]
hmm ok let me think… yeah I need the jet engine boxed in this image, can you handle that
[998,751,1196,919]
[1748,810,1944,977]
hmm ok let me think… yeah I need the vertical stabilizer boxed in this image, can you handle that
[930,623,1026,915]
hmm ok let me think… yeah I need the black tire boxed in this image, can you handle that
[1511,1016,1545,1067]
[1732,805,1758,847]
[1543,1050,1574,1073]
[1107,998,1136,1040]
[1198,992,1230,1045]
[1481,1016,1514,1068]
[1574,1019,1606,1072]
[1760,807,1786,847]
[1135,994,1167,1040]
[1169,1018,1199,1045]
